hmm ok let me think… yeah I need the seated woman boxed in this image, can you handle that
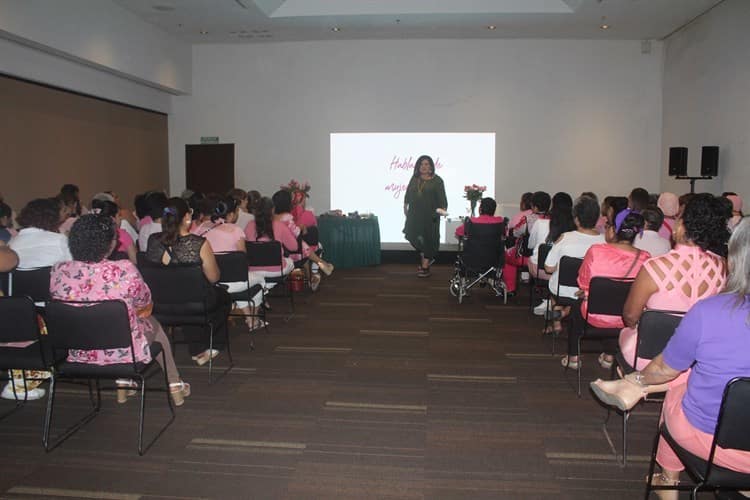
[91,198,137,264]
[146,197,232,367]
[0,201,16,243]
[591,217,750,498]
[3,198,72,401]
[617,194,729,371]
[454,197,504,238]
[290,189,328,291]
[245,196,296,286]
[633,207,672,258]
[544,195,605,340]
[561,212,651,370]
[9,198,72,269]
[272,190,334,277]
[50,214,190,406]
[502,191,551,297]
[657,192,679,241]
[192,195,265,330]
[528,192,575,313]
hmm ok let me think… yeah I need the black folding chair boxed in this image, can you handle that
[43,300,174,455]
[576,276,635,396]
[215,251,266,348]
[0,296,51,419]
[544,256,583,354]
[610,309,683,466]
[10,267,52,305]
[528,243,552,314]
[141,264,233,384]
[246,240,294,319]
[645,377,750,499]
[449,219,506,304]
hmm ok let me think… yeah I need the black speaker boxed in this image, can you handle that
[668,147,688,177]
[700,146,719,177]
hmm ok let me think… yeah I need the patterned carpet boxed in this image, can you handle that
[0,264,664,499]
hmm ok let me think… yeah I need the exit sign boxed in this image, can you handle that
[200,136,219,144]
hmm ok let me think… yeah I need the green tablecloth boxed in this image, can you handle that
[317,216,381,269]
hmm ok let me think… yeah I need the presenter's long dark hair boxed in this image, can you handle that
[412,155,435,177]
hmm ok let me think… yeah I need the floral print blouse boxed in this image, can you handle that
[50,260,153,365]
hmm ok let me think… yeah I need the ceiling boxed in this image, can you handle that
[112,0,724,44]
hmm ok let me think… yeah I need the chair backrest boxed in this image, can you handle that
[0,295,40,343]
[710,377,750,463]
[557,256,583,288]
[11,266,52,302]
[140,263,212,306]
[635,310,684,361]
[215,252,249,283]
[462,220,505,271]
[246,240,283,269]
[537,243,552,273]
[135,251,151,269]
[45,300,133,354]
[586,277,634,317]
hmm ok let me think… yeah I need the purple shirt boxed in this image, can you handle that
[662,293,750,434]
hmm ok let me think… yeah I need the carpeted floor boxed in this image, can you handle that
[0,264,665,499]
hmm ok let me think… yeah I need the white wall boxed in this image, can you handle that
[170,39,663,210]
[661,0,750,199]
[0,0,191,111]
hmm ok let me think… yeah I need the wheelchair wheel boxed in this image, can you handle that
[458,276,466,304]
[449,276,460,297]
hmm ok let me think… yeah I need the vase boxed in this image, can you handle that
[470,200,477,217]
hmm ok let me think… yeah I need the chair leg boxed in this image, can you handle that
[42,373,56,450]
[576,338,582,397]
[622,410,629,467]
[43,376,100,452]
[207,323,214,385]
[644,425,661,499]
[138,375,146,455]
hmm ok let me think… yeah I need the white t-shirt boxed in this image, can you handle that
[10,227,72,269]
[528,219,550,265]
[138,221,162,252]
[545,230,605,298]
[633,230,671,257]
[236,210,255,232]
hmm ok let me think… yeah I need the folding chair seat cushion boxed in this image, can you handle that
[0,342,53,370]
[55,342,164,378]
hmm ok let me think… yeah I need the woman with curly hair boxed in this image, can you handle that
[51,214,190,405]
[9,197,71,269]
[617,194,730,371]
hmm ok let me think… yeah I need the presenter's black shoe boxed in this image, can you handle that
[417,268,432,278]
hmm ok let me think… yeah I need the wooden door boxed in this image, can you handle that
[185,144,235,194]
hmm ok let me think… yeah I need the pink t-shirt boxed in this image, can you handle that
[578,243,651,328]
[116,228,134,253]
[190,219,245,253]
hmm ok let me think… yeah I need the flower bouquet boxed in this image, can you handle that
[464,184,486,216]
[281,179,311,206]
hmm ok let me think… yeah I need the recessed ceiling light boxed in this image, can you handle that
[487,25,497,30]
[199,30,208,35]
[331,27,341,32]
[600,16,609,30]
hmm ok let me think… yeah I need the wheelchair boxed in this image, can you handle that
[449,218,508,304]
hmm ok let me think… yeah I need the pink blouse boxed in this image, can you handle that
[191,219,245,253]
[578,243,651,328]
[116,228,134,253]
[50,260,153,365]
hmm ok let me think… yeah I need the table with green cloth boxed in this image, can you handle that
[317,216,381,269]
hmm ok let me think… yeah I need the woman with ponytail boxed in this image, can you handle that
[146,197,231,366]
[561,211,651,370]
[91,198,136,264]
[191,194,266,331]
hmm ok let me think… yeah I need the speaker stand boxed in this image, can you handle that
[675,176,714,194]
